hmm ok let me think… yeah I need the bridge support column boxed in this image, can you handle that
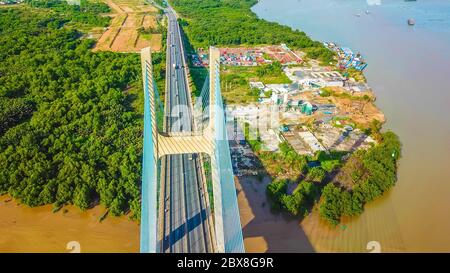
[209,47,245,253]
[140,48,159,253]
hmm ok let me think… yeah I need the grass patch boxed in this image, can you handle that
[220,65,291,104]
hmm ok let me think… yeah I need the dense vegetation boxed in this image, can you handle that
[255,137,321,217]
[0,2,159,219]
[26,0,111,28]
[256,61,283,77]
[244,119,401,225]
[170,0,334,63]
[319,131,401,225]
[267,179,318,217]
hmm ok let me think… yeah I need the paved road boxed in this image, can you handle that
[159,6,214,253]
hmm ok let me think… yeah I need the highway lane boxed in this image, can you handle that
[159,6,213,253]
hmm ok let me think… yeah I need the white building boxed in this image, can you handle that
[249,81,265,90]
[298,131,326,152]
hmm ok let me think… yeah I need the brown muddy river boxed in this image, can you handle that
[0,195,139,253]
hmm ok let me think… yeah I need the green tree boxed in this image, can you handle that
[319,183,343,226]
[73,184,91,210]
[307,167,326,182]
[266,179,287,210]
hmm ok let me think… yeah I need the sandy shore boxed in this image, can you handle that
[0,195,139,253]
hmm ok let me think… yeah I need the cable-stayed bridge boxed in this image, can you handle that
[139,6,244,253]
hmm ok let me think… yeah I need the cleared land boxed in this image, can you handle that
[94,0,162,53]
[290,87,385,128]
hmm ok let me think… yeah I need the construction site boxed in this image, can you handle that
[93,0,163,53]
[190,44,303,67]
[220,48,385,172]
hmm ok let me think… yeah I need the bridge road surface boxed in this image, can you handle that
[159,6,214,253]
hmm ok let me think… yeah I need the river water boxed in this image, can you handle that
[0,196,139,252]
[252,0,450,252]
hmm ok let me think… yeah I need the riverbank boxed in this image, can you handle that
[0,195,139,252]
[251,0,450,252]
[237,176,406,252]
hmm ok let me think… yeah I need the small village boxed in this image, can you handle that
[195,42,384,177]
